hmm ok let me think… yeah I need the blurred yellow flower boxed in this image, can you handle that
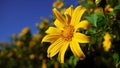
[105,4,113,13]
[42,6,91,63]
[32,34,42,41]
[38,23,48,29]
[103,33,112,52]
[17,54,22,58]
[19,27,30,37]
[42,59,47,68]
[29,54,35,60]
[0,51,4,56]
[79,0,85,2]
[88,0,94,5]
[7,51,13,57]
[95,0,101,6]
[12,34,17,40]
[54,62,59,68]
[29,40,36,47]
[53,0,64,8]
[13,48,18,52]
[94,7,103,13]
[41,17,49,23]
[38,54,43,60]
[16,40,24,47]
[0,42,7,48]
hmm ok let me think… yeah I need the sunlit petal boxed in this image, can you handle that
[70,39,85,60]
[70,6,86,26]
[42,35,60,43]
[53,8,67,24]
[54,19,64,30]
[46,27,61,34]
[58,42,69,63]
[74,33,90,43]
[64,5,73,23]
[47,38,65,58]
[65,5,73,16]
[75,20,91,30]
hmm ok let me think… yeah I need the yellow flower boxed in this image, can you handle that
[105,5,113,13]
[7,51,13,57]
[94,7,103,13]
[29,54,35,60]
[38,23,48,29]
[16,40,24,47]
[42,5,91,63]
[0,51,4,56]
[38,54,43,60]
[88,0,94,5]
[0,42,7,48]
[53,1,64,8]
[41,17,49,23]
[29,40,36,47]
[42,59,47,68]
[79,0,85,2]
[32,34,42,41]
[103,33,112,52]
[13,48,18,52]
[19,27,30,37]
[54,62,59,68]
[17,54,22,58]
[12,34,17,40]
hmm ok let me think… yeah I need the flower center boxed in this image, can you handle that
[61,25,74,41]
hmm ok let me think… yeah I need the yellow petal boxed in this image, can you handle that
[64,6,73,24]
[53,8,67,25]
[42,35,59,43]
[70,6,86,26]
[74,33,90,43]
[46,27,61,34]
[75,20,91,30]
[58,42,69,63]
[65,5,73,17]
[47,38,64,58]
[70,39,85,60]
[54,19,64,30]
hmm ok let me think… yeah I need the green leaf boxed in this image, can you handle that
[114,5,120,12]
[113,53,120,64]
[86,28,96,34]
[85,13,104,27]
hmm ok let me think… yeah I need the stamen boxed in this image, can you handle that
[61,25,74,41]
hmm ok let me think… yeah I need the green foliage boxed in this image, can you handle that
[85,13,104,27]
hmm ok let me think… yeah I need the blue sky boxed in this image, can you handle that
[0,0,77,42]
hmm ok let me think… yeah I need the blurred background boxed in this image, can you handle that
[0,0,77,42]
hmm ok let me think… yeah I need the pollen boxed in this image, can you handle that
[61,25,74,41]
